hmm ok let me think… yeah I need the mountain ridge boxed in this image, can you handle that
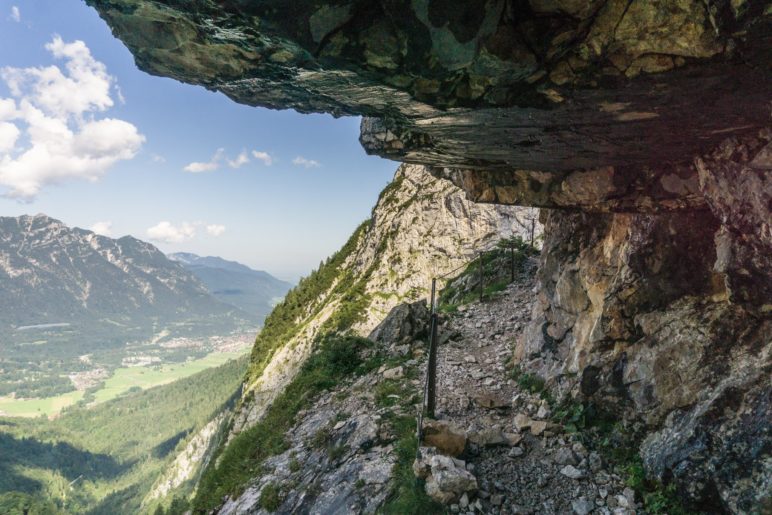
[0,213,247,334]
[168,252,292,323]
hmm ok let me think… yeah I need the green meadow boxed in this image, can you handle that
[0,350,248,418]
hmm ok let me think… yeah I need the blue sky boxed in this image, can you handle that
[0,1,397,281]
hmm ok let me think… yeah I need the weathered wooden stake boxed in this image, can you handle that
[426,278,438,418]
[510,244,515,282]
[479,252,484,302]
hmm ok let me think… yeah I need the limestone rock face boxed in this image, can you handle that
[517,203,771,511]
[228,164,539,438]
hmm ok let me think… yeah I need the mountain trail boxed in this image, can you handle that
[420,279,641,514]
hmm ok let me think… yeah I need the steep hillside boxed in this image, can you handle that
[191,164,540,510]
[0,355,247,514]
[169,253,292,322]
[231,164,538,436]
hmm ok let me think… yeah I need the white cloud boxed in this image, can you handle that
[89,221,113,237]
[146,221,196,244]
[0,36,144,199]
[227,150,249,169]
[183,148,223,173]
[0,122,20,153]
[10,6,20,23]
[151,153,166,163]
[206,224,226,237]
[251,150,273,166]
[292,156,320,168]
[115,84,125,104]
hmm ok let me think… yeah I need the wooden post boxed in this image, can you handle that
[426,278,438,418]
[530,218,535,247]
[510,244,515,282]
[479,252,484,302]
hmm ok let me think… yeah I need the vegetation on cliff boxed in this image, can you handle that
[246,220,372,385]
[193,335,379,512]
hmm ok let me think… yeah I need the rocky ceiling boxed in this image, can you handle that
[86,1,770,199]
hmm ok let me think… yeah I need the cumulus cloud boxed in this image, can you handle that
[292,156,320,168]
[251,150,273,166]
[151,153,166,163]
[10,6,20,22]
[227,150,249,169]
[0,36,144,199]
[183,148,223,173]
[89,221,113,237]
[146,221,196,244]
[206,224,226,237]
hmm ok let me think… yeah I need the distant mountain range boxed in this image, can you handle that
[0,214,251,342]
[169,253,292,322]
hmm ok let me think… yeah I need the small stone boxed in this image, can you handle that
[616,495,628,508]
[572,497,595,515]
[554,447,578,466]
[514,414,532,431]
[560,465,585,479]
[459,493,469,508]
[530,420,548,436]
[572,442,588,457]
[474,393,508,409]
[333,421,346,430]
[464,355,477,363]
[509,446,525,457]
[589,451,603,472]
[622,487,636,507]
[490,494,504,506]
[503,432,522,446]
[394,344,410,356]
[535,405,550,419]
[383,366,404,379]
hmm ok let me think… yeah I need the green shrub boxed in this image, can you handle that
[258,483,283,512]
[327,444,347,461]
[380,414,443,514]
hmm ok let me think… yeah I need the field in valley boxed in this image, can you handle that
[0,349,248,418]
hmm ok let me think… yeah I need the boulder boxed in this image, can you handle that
[368,301,429,346]
[424,455,478,504]
[423,420,467,457]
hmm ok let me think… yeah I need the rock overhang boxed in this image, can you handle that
[85,0,771,212]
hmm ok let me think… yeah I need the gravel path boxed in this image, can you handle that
[428,280,641,515]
